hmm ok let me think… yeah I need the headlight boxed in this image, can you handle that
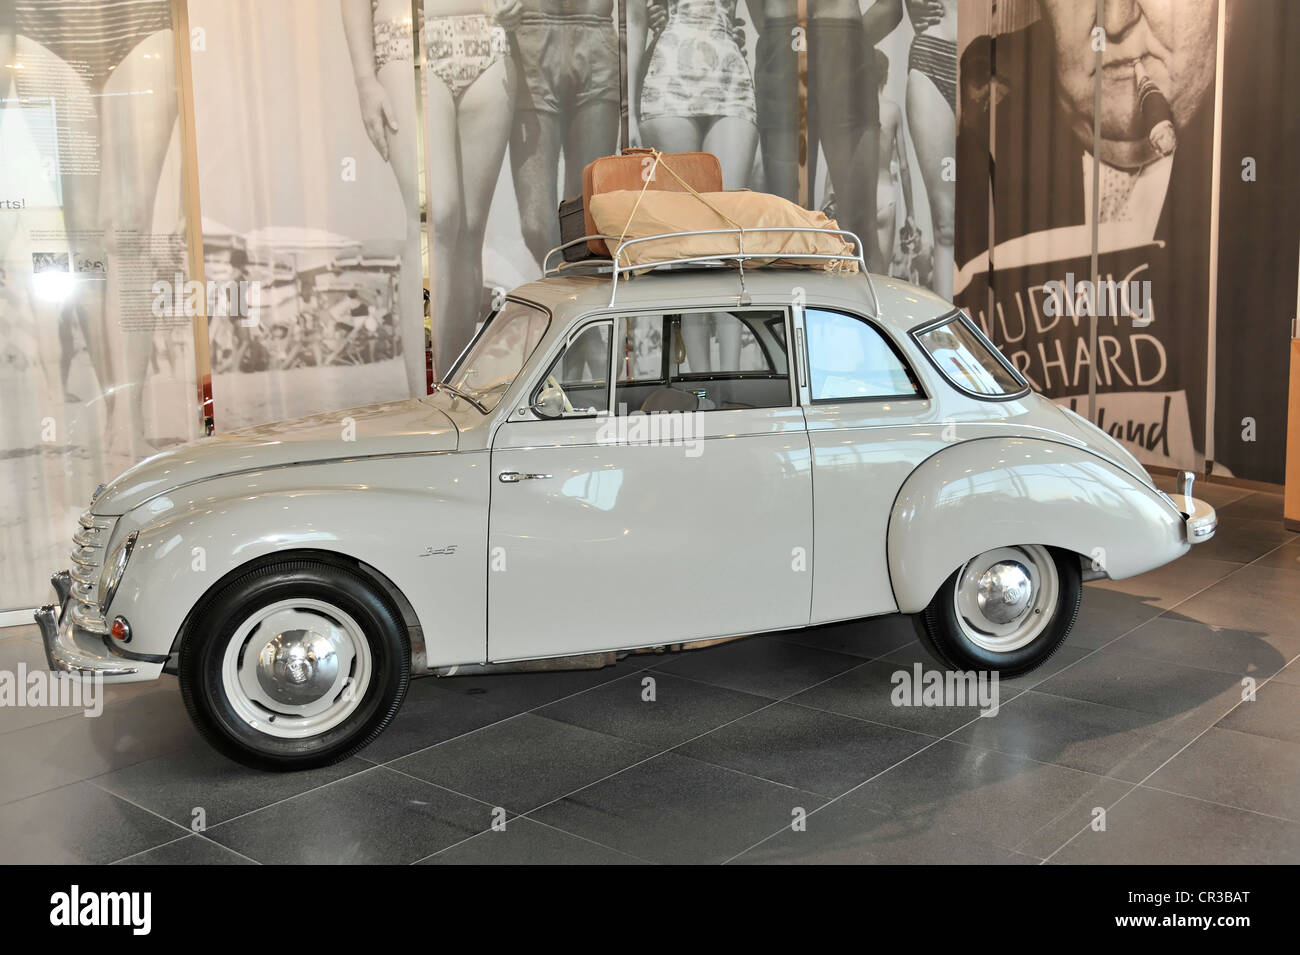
[98,531,138,613]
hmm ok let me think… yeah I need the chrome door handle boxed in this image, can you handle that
[498,471,552,483]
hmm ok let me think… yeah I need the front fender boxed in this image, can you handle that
[887,437,1188,613]
[103,454,489,668]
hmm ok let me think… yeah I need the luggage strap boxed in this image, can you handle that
[615,149,741,248]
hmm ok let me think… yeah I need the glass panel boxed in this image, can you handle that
[445,301,548,412]
[674,312,774,375]
[617,315,663,384]
[916,315,1024,397]
[613,311,790,413]
[533,321,611,418]
[805,308,920,400]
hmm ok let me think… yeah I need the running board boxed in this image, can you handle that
[431,632,755,678]
[433,652,620,677]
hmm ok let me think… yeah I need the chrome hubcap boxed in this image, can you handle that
[222,598,372,739]
[256,629,340,705]
[976,561,1033,624]
[954,545,1058,653]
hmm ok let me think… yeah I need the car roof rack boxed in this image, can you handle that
[542,226,880,316]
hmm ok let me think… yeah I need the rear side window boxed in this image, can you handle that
[804,308,921,401]
[913,312,1027,399]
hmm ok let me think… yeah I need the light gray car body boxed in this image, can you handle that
[38,268,1216,683]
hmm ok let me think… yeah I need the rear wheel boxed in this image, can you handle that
[179,558,410,771]
[917,544,1081,676]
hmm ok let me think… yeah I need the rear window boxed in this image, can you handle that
[913,313,1027,398]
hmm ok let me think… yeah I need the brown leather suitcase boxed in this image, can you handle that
[581,148,723,255]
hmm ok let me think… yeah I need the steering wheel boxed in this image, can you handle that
[545,374,574,414]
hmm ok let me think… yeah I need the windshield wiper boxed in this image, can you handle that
[433,381,488,413]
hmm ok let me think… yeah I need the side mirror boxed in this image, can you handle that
[532,383,566,418]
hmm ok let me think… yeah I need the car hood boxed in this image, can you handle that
[93,397,458,515]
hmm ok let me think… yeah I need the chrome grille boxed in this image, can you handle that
[67,511,116,634]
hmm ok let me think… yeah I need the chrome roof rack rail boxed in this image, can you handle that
[542,236,621,277]
[542,227,879,316]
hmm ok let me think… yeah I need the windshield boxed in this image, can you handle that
[914,313,1027,398]
[443,301,550,412]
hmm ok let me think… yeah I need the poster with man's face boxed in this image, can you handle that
[956,0,1219,471]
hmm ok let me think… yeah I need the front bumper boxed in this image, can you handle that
[35,571,164,682]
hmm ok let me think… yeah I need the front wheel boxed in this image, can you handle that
[916,544,1081,676]
[179,558,410,771]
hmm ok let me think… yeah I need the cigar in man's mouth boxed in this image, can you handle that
[1134,59,1176,157]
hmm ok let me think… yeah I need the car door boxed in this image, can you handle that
[796,304,939,623]
[488,307,813,662]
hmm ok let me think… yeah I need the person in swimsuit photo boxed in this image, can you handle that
[749,0,904,272]
[355,0,515,373]
[900,0,956,298]
[505,0,621,273]
[628,0,759,377]
[628,0,757,189]
[873,49,918,274]
[6,0,179,456]
[345,0,503,384]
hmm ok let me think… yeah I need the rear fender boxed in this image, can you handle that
[887,437,1187,613]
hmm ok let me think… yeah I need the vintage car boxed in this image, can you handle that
[36,233,1216,770]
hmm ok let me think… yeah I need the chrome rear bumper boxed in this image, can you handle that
[35,571,161,680]
[1168,494,1217,543]
[1168,470,1216,543]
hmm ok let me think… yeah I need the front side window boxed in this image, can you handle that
[804,308,921,401]
[531,321,612,418]
[445,300,549,412]
[613,310,790,413]
[913,312,1026,398]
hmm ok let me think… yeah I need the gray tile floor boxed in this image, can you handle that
[2,476,1297,864]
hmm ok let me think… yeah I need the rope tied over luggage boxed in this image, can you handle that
[616,148,743,254]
